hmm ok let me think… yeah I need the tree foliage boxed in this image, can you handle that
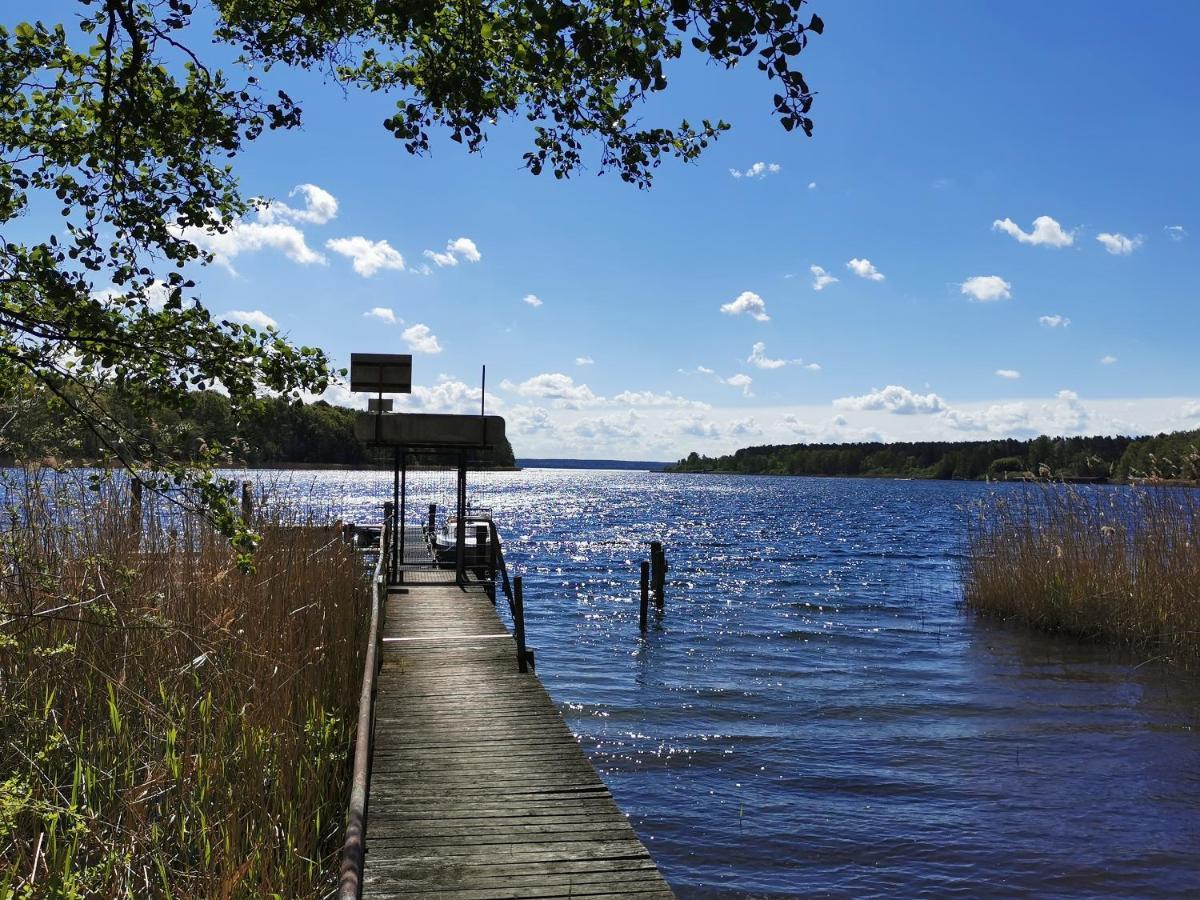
[1,0,821,549]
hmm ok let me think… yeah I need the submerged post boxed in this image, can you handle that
[650,541,666,608]
[639,560,650,632]
[241,480,253,521]
[513,575,529,673]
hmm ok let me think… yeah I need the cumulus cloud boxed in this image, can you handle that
[1039,314,1071,328]
[676,414,722,439]
[835,384,945,415]
[992,215,1074,247]
[1165,225,1188,242]
[256,183,339,225]
[509,405,555,434]
[398,376,483,414]
[326,236,406,276]
[513,373,599,408]
[724,373,754,397]
[802,362,822,371]
[960,275,1012,302]
[1182,400,1200,418]
[846,258,884,281]
[729,417,762,436]
[729,162,781,179]
[1096,232,1142,255]
[402,323,442,354]
[424,236,482,267]
[221,309,278,330]
[573,409,643,442]
[747,342,786,369]
[364,307,398,324]
[575,356,594,366]
[523,293,543,308]
[720,291,770,321]
[1043,389,1089,432]
[1100,355,1117,365]
[810,265,839,291]
[612,390,707,408]
[807,181,817,190]
[995,369,1021,379]
[941,402,1033,435]
[176,219,326,273]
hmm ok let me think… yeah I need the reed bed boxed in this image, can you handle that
[964,484,1200,662]
[0,470,368,897]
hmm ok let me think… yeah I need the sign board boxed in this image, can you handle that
[350,353,412,394]
[354,412,506,449]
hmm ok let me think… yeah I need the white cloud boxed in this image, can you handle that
[509,405,555,434]
[612,390,707,408]
[364,307,398,324]
[835,385,945,415]
[1043,389,1089,432]
[941,402,1033,435]
[807,181,817,190]
[802,362,822,371]
[846,258,884,281]
[960,275,1012,302]
[573,409,643,442]
[810,265,839,291]
[398,376,484,414]
[523,293,543,308]
[1165,225,1188,242]
[402,323,442,354]
[729,417,762,436]
[724,373,754,397]
[423,236,482,268]
[747,342,786,369]
[175,219,326,273]
[1096,232,1142,255]
[992,215,1074,247]
[697,366,715,375]
[995,369,1021,380]
[256,184,339,225]
[1100,355,1117,365]
[1182,401,1200,418]
[326,236,406,276]
[221,309,278,330]
[514,373,599,408]
[720,291,769,321]
[575,356,594,366]
[1039,314,1071,328]
[676,414,722,439]
[729,162,781,179]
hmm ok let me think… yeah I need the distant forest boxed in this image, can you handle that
[1,389,516,469]
[669,430,1200,483]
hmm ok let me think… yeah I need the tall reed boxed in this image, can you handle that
[0,470,367,897]
[964,484,1200,661]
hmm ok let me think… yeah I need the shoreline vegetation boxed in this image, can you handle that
[669,429,1200,485]
[964,485,1200,664]
[0,472,365,896]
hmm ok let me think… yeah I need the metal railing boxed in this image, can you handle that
[488,520,530,673]
[338,514,389,900]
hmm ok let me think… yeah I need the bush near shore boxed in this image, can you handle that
[0,473,367,897]
[964,484,1200,662]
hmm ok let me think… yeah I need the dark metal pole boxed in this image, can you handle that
[455,450,467,585]
[514,575,528,673]
[392,446,401,584]
[398,449,407,583]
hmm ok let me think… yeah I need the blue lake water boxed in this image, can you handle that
[236,469,1200,895]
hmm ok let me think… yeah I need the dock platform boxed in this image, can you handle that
[361,572,674,898]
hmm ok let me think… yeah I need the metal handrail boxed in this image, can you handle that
[339,511,390,900]
[488,520,529,673]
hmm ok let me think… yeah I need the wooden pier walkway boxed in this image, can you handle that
[361,572,674,898]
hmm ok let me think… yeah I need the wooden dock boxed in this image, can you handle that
[360,571,674,898]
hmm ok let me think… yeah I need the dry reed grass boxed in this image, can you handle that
[964,483,1200,662]
[0,469,368,897]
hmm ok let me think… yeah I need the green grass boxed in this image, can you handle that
[0,471,367,897]
[964,484,1200,663]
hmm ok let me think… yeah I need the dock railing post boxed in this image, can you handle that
[639,560,650,632]
[383,502,395,584]
[427,503,437,536]
[513,575,529,673]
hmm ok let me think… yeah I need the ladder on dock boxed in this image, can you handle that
[340,515,674,899]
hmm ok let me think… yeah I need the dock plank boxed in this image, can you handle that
[363,581,672,897]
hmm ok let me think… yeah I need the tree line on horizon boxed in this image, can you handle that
[669,430,1200,482]
[0,385,516,469]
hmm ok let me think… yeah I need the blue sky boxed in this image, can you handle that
[12,1,1200,458]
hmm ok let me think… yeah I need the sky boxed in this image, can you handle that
[11,1,1200,460]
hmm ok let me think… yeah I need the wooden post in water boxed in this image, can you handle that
[241,480,253,521]
[650,541,667,608]
[513,575,529,673]
[639,560,650,632]
[427,503,437,534]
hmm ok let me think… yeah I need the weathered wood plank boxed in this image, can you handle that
[363,581,672,897]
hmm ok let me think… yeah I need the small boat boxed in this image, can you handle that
[431,509,493,566]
